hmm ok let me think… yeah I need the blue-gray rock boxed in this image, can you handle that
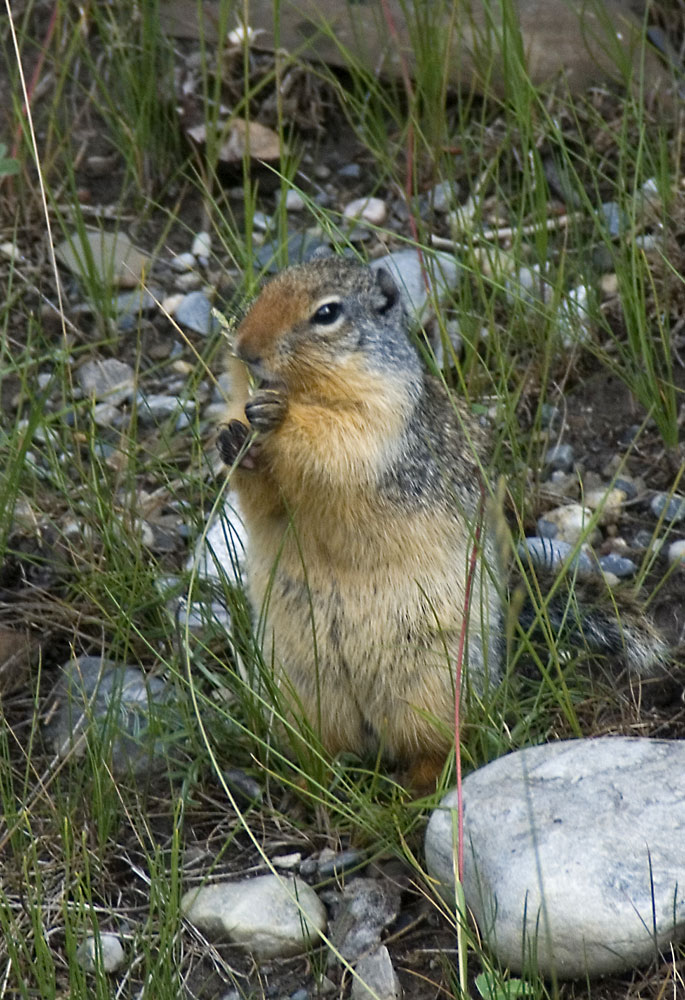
[543,442,574,473]
[255,231,326,272]
[517,537,597,576]
[598,553,637,577]
[76,932,125,973]
[175,291,220,336]
[135,392,196,428]
[425,737,685,979]
[46,655,177,778]
[650,493,685,523]
[186,499,248,588]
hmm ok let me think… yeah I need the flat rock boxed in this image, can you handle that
[76,933,126,973]
[55,229,151,288]
[77,359,135,405]
[329,878,401,964]
[181,874,326,959]
[425,737,685,979]
[186,498,248,587]
[174,290,220,336]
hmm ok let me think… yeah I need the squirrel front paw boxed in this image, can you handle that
[217,420,259,470]
[245,389,287,434]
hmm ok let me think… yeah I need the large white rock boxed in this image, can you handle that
[181,875,327,959]
[425,738,685,979]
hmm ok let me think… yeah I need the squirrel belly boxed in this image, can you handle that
[219,258,503,788]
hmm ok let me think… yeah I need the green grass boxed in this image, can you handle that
[0,0,683,997]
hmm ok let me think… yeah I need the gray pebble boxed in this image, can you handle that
[536,518,557,539]
[667,539,685,565]
[317,848,366,881]
[539,403,562,430]
[255,231,326,273]
[598,553,637,577]
[337,163,362,182]
[543,442,574,473]
[174,291,219,336]
[613,477,638,501]
[135,393,196,428]
[601,200,628,237]
[427,180,457,213]
[76,932,125,973]
[170,251,197,273]
[77,359,135,406]
[650,492,685,522]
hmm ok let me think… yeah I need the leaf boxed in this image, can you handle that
[475,972,532,1000]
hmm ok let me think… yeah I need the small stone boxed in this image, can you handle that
[76,932,125,973]
[351,946,402,1000]
[187,500,248,587]
[174,291,219,336]
[518,537,597,576]
[174,271,203,292]
[537,504,599,546]
[598,553,637,577]
[251,211,272,231]
[317,848,366,881]
[272,852,302,871]
[192,231,212,260]
[539,403,562,431]
[91,402,121,428]
[77,359,135,406]
[543,442,574,473]
[0,241,21,261]
[427,180,457,213]
[337,163,362,183]
[599,272,619,297]
[282,190,306,212]
[425,737,685,978]
[170,252,197,273]
[343,197,387,226]
[255,231,325,272]
[135,393,196,428]
[667,539,685,565]
[181,875,326,959]
[583,488,626,524]
[613,477,638,501]
[651,493,685,522]
[601,200,627,237]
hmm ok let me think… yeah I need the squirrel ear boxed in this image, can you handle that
[373,267,400,315]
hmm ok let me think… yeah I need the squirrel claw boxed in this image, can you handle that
[245,389,287,434]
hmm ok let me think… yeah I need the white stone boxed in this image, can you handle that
[343,196,387,226]
[76,932,125,973]
[186,498,248,587]
[667,539,685,565]
[170,251,197,273]
[181,875,326,959]
[583,488,627,524]
[283,189,306,212]
[192,231,212,260]
[538,503,600,546]
[425,737,685,979]
[352,946,402,1000]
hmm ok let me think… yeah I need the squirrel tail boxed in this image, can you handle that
[517,583,669,677]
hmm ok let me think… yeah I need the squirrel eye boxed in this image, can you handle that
[311,301,342,325]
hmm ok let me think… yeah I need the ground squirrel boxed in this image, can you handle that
[217,255,668,792]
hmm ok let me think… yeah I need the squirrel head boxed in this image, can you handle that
[234,257,422,395]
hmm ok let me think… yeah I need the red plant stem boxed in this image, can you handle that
[453,484,486,882]
[11,1,59,159]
